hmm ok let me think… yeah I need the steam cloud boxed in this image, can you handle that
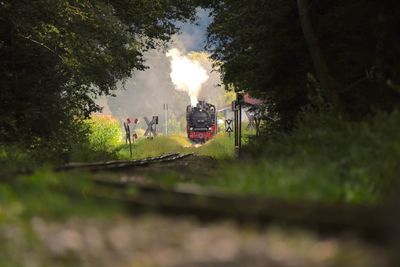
[166,48,209,106]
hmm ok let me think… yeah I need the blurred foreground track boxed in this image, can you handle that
[90,176,396,243]
[56,153,397,243]
[56,153,193,171]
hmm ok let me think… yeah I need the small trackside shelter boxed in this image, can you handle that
[243,93,264,106]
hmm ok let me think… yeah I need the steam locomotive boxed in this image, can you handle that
[186,101,217,143]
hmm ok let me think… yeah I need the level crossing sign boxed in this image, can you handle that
[123,118,131,144]
[144,116,158,138]
[245,110,256,130]
[132,117,138,141]
[225,119,233,137]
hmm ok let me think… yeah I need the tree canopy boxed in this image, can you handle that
[0,0,197,144]
[204,0,400,130]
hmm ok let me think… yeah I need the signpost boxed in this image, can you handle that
[144,116,158,138]
[233,93,244,157]
[225,119,233,138]
[123,118,132,159]
[163,103,168,136]
[245,109,261,136]
[123,117,139,159]
[132,118,138,156]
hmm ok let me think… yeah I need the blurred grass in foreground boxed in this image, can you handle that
[0,169,122,223]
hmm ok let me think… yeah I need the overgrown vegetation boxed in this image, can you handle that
[85,115,122,152]
[0,115,123,176]
[202,111,400,204]
[0,168,123,224]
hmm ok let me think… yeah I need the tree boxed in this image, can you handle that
[206,0,312,130]
[0,0,197,146]
[204,0,400,130]
[296,0,340,111]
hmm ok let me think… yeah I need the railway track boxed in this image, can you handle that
[56,152,194,172]
[90,176,397,242]
[57,152,398,242]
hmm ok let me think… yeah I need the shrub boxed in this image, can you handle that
[85,115,123,152]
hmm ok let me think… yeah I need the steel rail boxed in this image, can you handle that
[89,178,397,242]
[56,153,193,172]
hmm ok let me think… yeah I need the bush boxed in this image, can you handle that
[85,115,123,152]
[0,118,91,175]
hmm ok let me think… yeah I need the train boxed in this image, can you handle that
[186,101,217,143]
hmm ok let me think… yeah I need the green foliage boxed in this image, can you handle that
[167,115,186,135]
[209,111,400,204]
[311,0,400,116]
[205,0,400,129]
[0,116,123,175]
[0,118,93,176]
[0,0,197,146]
[0,146,35,177]
[0,169,122,223]
[85,116,122,152]
[206,0,312,130]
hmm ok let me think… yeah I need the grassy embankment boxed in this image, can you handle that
[206,111,400,204]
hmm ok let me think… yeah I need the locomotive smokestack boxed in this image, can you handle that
[166,48,209,106]
[197,100,206,109]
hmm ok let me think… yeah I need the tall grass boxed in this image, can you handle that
[117,135,189,159]
[69,115,123,162]
[207,111,400,204]
[85,115,122,151]
[185,133,235,159]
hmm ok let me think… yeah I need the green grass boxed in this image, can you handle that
[116,132,235,160]
[116,135,187,159]
[0,168,123,224]
[185,133,235,159]
[0,168,125,267]
[199,111,400,204]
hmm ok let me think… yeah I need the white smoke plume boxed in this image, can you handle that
[166,48,209,106]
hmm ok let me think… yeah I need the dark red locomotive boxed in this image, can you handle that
[186,101,217,143]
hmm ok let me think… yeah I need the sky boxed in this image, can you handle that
[175,8,212,51]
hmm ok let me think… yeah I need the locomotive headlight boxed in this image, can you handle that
[190,127,193,130]
[209,127,212,130]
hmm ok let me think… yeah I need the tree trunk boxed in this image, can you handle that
[297,0,341,111]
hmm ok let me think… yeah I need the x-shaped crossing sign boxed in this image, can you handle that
[225,119,233,138]
[144,116,158,137]
[225,119,233,133]
[245,110,258,130]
